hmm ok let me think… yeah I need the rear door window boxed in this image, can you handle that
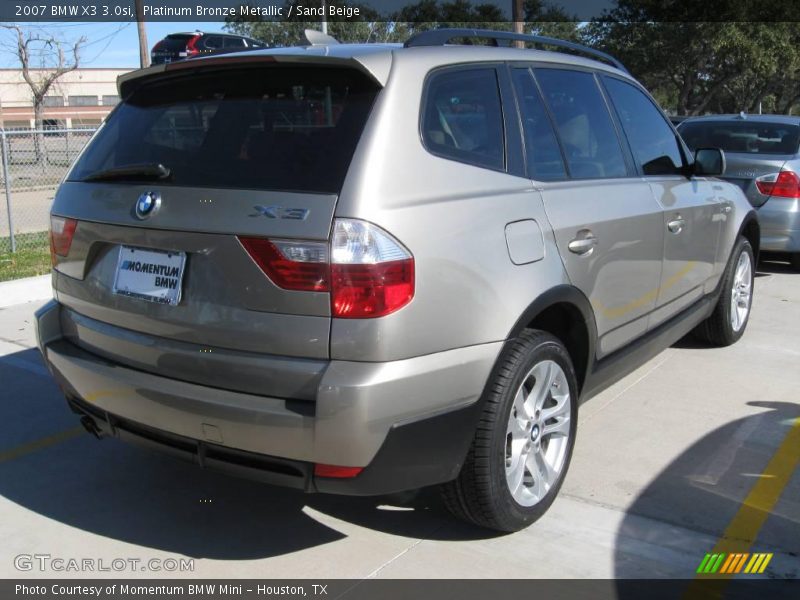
[534,68,627,179]
[68,66,380,193]
[679,121,800,155]
[422,67,505,171]
[511,68,567,181]
[603,76,685,175]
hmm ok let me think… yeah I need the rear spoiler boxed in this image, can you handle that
[118,52,391,98]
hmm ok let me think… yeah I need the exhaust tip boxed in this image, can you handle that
[80,415,105,440]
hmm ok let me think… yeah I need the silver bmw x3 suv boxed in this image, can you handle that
[35,29,759,532]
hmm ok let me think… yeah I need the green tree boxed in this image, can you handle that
[585,1,800,115]
[523,0,579,41]
[393,0,508,37]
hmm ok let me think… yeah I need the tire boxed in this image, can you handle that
[694,236,754,346]
[441,330,578,532]
[790,253,800,272]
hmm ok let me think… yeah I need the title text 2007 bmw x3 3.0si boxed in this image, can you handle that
[35,29,759,532]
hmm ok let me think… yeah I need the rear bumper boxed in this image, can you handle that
[35,300,500,495]
[757,198,800,252]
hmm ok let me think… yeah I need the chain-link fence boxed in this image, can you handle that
[0,127,97,280]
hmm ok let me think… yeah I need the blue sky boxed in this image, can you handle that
[0,22,228,69]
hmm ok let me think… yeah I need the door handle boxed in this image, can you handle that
[568,231,597,256]
[667,218,686,234]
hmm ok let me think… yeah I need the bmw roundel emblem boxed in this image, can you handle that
[135,191,161,220]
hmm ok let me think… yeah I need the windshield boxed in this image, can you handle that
[679,120,800,156]
[68,65,380,193]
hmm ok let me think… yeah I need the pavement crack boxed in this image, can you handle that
[364,536,429,579]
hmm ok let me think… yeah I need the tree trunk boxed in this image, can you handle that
[692,74,736,116]
[676,69,695,115]
[780,95,800,115]
[512,0,524,49]
[33,101,46,166]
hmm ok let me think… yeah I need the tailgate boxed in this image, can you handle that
[50,62,381,376]
[52,183,335,359]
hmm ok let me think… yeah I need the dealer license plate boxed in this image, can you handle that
[112,246,186,306]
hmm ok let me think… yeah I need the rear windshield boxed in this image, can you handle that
[69,66,380,193]
[159,34,195,51]
[679,121,800,155]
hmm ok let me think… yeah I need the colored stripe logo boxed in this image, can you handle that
[696,552,773,574]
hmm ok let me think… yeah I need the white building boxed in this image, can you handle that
[0,67,134,129]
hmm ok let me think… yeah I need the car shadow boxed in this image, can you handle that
[757,256,796,275]
[0,348,498,562]
[613,400,800,582]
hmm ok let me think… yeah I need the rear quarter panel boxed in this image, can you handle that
[332,52,570,362]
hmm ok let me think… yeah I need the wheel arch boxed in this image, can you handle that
[506,285,597,396]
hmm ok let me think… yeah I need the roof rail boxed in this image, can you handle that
[403,28,628,74]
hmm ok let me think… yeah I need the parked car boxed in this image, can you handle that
[669,115,688,127]
[150,32,266,65]
[37,29,758,532]
[678,114,800,270]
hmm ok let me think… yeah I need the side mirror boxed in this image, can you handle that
[694,148,726,176]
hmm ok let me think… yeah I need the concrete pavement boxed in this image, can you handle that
[0,260,797,580]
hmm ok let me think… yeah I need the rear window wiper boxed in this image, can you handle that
[83,163,171,182]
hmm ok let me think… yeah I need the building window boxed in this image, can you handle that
[68,95,99,107]
[1,120,32,130]
[43,119,66,133]
[42,96,65,107]
[102,95,120,107]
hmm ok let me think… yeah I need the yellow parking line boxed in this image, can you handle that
[713,417,800,556]
[685,417,799,597]
[697,416,800,580]
[0,426,84,464]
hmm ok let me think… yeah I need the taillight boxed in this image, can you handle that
[49,216,77,263]
[151,40,164,52]
[755,171,800,198]
[237,219,415,319]
[185,35,201,56]
[238,238,328,292]
[330,219,414,318]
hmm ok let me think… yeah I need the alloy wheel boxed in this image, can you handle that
[730,250,752,332]
[505,360,571,507]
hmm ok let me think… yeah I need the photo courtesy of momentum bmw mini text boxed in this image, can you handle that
[0,1,798,599]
